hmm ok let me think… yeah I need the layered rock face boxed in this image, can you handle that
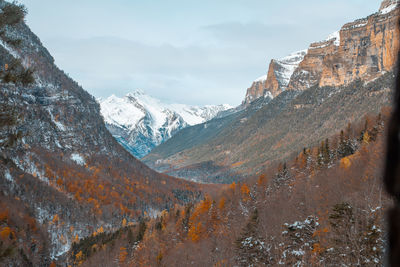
[289,1,399,90]
[245,0,399,104]
[243,50,306,105]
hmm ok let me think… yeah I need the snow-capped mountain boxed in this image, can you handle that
[243,50,307,105]
[270,50,308,91]
[99,91,232,158]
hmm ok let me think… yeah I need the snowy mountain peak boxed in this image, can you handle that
[244,49,307,105]
[99,91,232,158]
[273,50,307,89]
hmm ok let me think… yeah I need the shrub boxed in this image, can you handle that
[0,2,26,28]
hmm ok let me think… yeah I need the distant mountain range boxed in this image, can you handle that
[99,91,231,158]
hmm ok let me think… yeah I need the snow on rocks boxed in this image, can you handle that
[70,153,85,166]
[380,1,399,14]
[326,30,340,46]
[274,50,307,89]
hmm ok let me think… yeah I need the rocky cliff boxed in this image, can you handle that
[243,50,306,105]
[289,0,399,91]
[245,0,399,104]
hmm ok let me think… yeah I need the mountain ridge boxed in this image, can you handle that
[99,91,232,158]
[244,0,399,105]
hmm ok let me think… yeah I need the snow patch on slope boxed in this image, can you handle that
[326,31,340,46]
[274,50,307,89]
[70,153,85,166]
[380,1,399,14]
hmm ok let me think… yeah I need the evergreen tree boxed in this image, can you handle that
[317,142,323,166]
[324,138,330,165]
[136,220,147,242]
[0,102,23,151]
[337,130,354,158]
[235,209,272,266]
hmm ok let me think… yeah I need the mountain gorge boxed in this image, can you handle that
[144,0,399,183]
[99,92,231,158]
[0,0,398,265]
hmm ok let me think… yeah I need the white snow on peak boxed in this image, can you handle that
[274,50,307,88]
[254,74,268,83]
[326,30,341,46]
[100,90,231,130]
[100,91,232,157]
[380,2,399,14]
[249,50,306,103]
[253,50,307,88]
[100,94,145,130]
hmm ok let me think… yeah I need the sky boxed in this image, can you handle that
[18,0,380,106]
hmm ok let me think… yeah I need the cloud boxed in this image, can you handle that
[48,36,256,105]
[20,0,380,106]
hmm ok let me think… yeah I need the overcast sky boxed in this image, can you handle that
[18,0,380,106]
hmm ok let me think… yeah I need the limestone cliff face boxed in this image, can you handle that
[244,0,399,104]
[243,50,306,105]
[243,74,269,105]
[288,1,399,91]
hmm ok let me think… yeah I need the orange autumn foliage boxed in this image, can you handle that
[0,226,13,239]
[119,247,128,263]
[240,184,251,201]
[257,174,267,186]
[0,209,8,222]
[218,197,226,210]
[340,157,352,169]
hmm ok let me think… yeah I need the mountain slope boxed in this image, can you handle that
[68,114,390,266]
[99,91,231,158]
[0,0,205,261]
[144,1,398,183]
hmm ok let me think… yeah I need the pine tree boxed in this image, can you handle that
[317,142,323,166]
[324,138,330,165]
[136,220,147,242]
[235,209,272,266]
[0,103,23,150]
[337,130,354,158]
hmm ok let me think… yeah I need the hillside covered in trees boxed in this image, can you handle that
[66,110,392,266]
[0,1,212,265]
